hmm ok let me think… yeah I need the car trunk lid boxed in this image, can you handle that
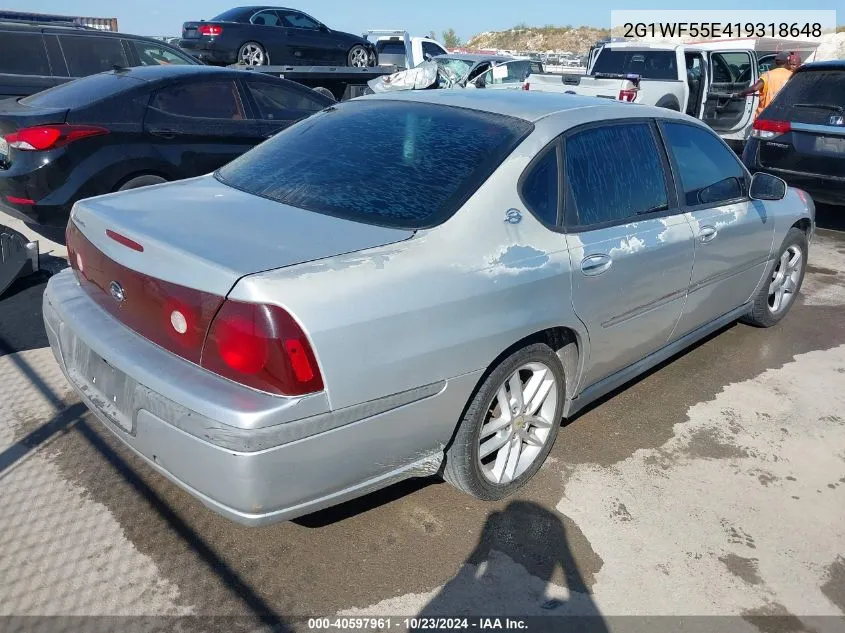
[0,101,69,160]
[67,174,415,298]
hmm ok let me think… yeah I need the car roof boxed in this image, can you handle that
[359,89,694,124]
[433,53,514,63]
[0,20,191,48]
[797,60,845,72]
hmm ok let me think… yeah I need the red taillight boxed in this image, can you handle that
[4,124,108,151]
[523,82,530,91]
[5,195,35,205]
[751,119,791,139]
[197,24,223,36]
[618,88,637,102]
[202,300,323,396]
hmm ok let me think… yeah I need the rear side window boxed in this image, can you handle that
[59,35,128,76]
[217,100,532,229]
[247,81,327,119]
[0,32,51,76]
[592,50,677,80]
[150,81,246,119]
[565,123,668,226]
[763,70,845,125]
[521,146,559,226]
[251,10,282,27]
[662,122,745,207]
[20,72,143,108]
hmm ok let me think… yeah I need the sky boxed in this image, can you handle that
[7,0,842,40]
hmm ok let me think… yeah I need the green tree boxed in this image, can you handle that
[442,28,462,48]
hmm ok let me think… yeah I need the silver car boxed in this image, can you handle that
[44,91,814,525]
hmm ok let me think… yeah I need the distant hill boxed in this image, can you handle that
[466,25,610,54]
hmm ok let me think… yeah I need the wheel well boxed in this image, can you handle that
[655,96,681,111]
[113,171,170,192]
[440,326,582,460]
[792,218,811,235]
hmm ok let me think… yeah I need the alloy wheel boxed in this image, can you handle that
[349,46,369,67]
[477,362,558,484]
[768,245,803,314]
[240,44,265,66]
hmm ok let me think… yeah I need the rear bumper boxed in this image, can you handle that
[0,151,74,226]
[43,270,467,525]
[178,39,236,65]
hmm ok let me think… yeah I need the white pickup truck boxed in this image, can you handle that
[370,31,449,69]
[525,38,819,143]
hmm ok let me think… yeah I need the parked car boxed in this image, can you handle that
[527,39,820,146]
[430,53,517,85]
[179,6,378,67]
[45,91,813,526]
[0,65,333,226]
[742,60,845,207]
[0,19,201,101]
[466,58,544,89]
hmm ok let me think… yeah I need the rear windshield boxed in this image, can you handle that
[592,50,678,80]
[210,8,251,21]
[762,69,845,125]
[19,72,144,108]
[216,99,532,229]
[376,41,406,54]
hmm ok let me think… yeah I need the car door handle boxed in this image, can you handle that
[699,226,718,243]
[148,128,180,139]
[580,254,612,276]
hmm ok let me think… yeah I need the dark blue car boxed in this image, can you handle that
[179,6,377,68]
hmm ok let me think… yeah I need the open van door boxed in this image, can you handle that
[702,49,757,138]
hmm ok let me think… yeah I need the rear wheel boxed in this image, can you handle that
[347,45,369,68]
[443,343,564,500]
[116,175,167,192]
[743,227,808,327]
[239,42,268,66]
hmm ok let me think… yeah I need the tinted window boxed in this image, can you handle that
[422,41,446,59]
[662,123,745,207]
[566,123,668,226]
[592,50,677,80]
[251,10,282,27]
[711,52,752,84]
[764,70,845,125]
[132,41,196,66]
[217,100,532,229]
[211,7,251,21]
[0,32,50,76]
[59,35,128,76]
[20,72,143,108]
[150,81,246,119]
[376,41,405,55]
[521,147,559,226]
[247,81,328,119]
[280,11,319,29]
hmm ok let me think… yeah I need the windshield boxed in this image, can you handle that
[592,49,678,80]
[433,57,474,81]
[20,72,144,109]
[216,100,533,229]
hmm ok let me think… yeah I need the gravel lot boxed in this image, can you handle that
[1,209,844,632]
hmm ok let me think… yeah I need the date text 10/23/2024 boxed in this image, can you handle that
[307,617,530,630]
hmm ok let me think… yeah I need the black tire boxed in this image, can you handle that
[116,174,167,192]
[443,343,565,500]
[655,96,681,111]
[742,227,808,328]
[238,42,268,66]
[347,45,369,68]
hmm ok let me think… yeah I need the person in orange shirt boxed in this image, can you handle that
[732,51,794,121]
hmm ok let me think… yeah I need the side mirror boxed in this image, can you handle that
[318,24,329,32]
[750,172,787,201]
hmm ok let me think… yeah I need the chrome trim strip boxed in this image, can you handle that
[792,122,845,137]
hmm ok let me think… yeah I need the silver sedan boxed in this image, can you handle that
[44,90,814,525]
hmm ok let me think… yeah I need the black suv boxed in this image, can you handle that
[0,20,201,101]
[743,61,845,207]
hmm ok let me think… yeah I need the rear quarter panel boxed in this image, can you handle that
[229,119,587,426]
